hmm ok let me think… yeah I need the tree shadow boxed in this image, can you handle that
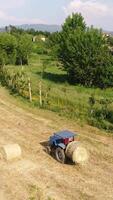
[36,71,68,84]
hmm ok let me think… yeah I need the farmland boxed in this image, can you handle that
[0,86,113,200]
[3,51,113,132]
[0,14,113,200]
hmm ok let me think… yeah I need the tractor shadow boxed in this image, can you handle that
[40,141,49,148]
[40,141,51,154]
[40,141,75,165]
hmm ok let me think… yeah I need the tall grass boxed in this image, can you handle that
[2,53,113,132]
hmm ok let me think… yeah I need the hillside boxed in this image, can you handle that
[0,86,113,200]
[3,51,113,132]
[0,29,113,200]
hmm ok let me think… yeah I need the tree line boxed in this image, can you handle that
[5,25,50,37]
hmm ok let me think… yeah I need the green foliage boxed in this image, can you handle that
[5,25,51,37]
[0,32,33,66]
[0,33,17,65]
[34,40,48,55]
[62,13,86,33]
[48,32,61,59]
[48,13,86,59]
[0,66,28,97]
[0,48,7,66]
[16,34,33,65]
[1,19,113,132]
[56,13,113,88]
[1,52,113,132]
[8,25,25,35]
[26,28,50,37]
[88,96,113,131]
[108,35,113,46]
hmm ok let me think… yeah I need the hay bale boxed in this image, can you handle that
[72,146,88,164]
[1,144,22,161]
[66,141,88,164]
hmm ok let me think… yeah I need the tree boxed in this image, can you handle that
[57,13,113,88]
[62,13,86,33]
[48,32,61,58]
[0,33,17,65]
[16,34,33,65]
[9,25,25,35]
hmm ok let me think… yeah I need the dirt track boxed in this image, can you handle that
[0,87,113,200]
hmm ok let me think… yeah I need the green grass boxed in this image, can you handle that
[4,52,113,132]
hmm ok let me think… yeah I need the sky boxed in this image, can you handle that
[0,0,113,31]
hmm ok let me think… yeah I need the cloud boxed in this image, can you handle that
[64,0,113,30]
[0,0,46,25]
[0,10,45,25]
[0,0,25,10]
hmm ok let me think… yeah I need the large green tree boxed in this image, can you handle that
[16,34,33,65]
[0,33,17,65]
[57,13,113,88]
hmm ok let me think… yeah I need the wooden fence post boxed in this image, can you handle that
[39,81,42,107]
[28,78,32,102]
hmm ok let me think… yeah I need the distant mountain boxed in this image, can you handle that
[0,27,6,32]
[0,24,113,35]
[104,30,113,36]
[0,24,61,33]
[108,32,113,36]
[17,24,61,33]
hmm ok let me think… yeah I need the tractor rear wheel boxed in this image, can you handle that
[45,146,51,154]
[55,147,66,164]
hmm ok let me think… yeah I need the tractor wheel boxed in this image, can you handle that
[55,147,66,164]
[45,146,51,154]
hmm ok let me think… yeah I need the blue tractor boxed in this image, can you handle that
[46,130,77,164]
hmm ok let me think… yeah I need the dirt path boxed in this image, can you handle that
[0,87,113,200]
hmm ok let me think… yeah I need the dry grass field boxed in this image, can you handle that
[0,86,113,200]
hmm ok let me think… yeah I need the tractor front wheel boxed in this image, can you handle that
[55,147,66,164]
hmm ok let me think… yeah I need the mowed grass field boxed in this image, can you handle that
[0,85,113,200]
[5,52,113,131]
[1,53,113,199]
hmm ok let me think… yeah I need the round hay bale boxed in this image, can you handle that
[66,141,88,164]
[72,146,88,164]
[1,144,22,161]
[66,141,79,160]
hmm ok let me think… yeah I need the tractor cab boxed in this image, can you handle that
[49,130,77,149]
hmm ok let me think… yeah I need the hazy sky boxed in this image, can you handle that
[0,0,113,30]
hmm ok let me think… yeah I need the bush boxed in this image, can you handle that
[88,95,113,131]
[0,66,28,97]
